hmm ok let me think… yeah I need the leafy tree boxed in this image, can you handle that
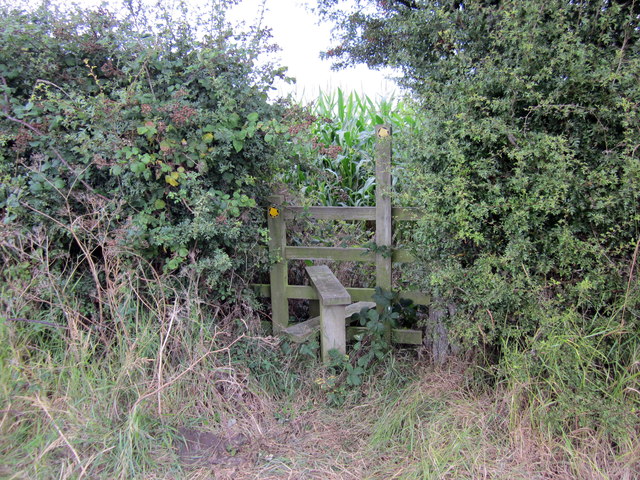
[318,0,640,345]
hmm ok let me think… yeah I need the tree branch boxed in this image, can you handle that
[393,0,421,9]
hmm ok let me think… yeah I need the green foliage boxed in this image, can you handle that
[281,88,418,206]
[314,287,399,406]
[318,0,640,441]
[0,0,285,333]
[500,309,640,440]
[230,335,302,398]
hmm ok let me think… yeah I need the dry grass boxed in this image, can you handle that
[1,223,637,479]
[1,330,638,480]
[137,360,638,480]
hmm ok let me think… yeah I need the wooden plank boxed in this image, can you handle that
[281,206,423,221]
[392,329,423,345]
[252,284,272,297]
[268,195,288,333]
[346,301,376,318]
[282,301,375,344]
[285,285,317,299]
[286,246,375,262]
[346,327,423,345]
[254,284,428,306]
[321,304,346,361]
[256,246,413,263]
[284,206,375,221]
[346,288,376,302]
[282,316,320,343]
[399,291,431,306]
[305,265,351,305]
[285,285,375,301]
[376,125,393,344]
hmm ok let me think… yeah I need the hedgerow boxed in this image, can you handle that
[0,1,286,331]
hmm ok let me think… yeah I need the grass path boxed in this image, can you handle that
[165,365,639,480]
[1,325,637,480]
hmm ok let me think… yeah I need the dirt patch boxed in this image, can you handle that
[176,427,250,467]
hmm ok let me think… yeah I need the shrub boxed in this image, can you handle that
[0,1,286,332]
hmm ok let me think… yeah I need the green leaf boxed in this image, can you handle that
[232,139,244,152]
[130,161,145,173]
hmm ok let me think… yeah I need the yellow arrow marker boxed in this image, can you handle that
[268,206,280,217]
[377,126,390,138]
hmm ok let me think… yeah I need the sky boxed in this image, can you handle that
[227,0,398,102]
[20,0,399,102]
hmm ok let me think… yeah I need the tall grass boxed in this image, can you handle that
[0,221,281,478]
[363,360,640,479]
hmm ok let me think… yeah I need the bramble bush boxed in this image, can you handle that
[0,1,287,333]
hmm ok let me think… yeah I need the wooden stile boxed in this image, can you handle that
[306,265,351,362]
[259,127,426,346]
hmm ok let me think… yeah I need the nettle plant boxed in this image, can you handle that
[0,1,286,324]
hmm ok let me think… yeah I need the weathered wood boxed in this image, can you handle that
[285,285,374,301]
[397,291,431,306]
[282,206,424,221]
[268,195,288,333]
[255,246,414,263]
[284,206,375,221]
[392,329,423,345]
[286,246,415,263]
[254,283,430,306]
[321,305,347,361]
[286,246,375,262]
[262,127,431,342]
[305,265,352,362]
[346,301,377,317]
[282,316,320,343]
[306,266,351,305]
[282,301,375,343]
[346,327,423,345]
[375,125,393,344]
[427,297,451,365]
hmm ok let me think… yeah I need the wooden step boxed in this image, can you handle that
[282,301,375,343]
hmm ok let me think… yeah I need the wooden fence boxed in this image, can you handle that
[254,125,427,345]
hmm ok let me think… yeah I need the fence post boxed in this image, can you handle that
[268,195,288,333]
[375,125,393,343]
